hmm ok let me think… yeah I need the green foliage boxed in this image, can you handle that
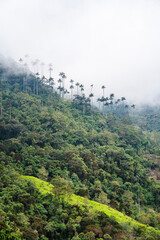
[0,63,160,239]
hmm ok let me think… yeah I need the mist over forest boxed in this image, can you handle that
[1,1,160,240]
[0,0,160,104]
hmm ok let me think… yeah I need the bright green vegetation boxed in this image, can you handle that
[0,61,160,239]
[23,175,160,239]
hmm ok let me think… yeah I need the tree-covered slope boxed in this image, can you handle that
[0,166,160,240]
[0,61,160,239]
[132,105,160,132]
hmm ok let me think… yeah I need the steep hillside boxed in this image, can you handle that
[132,105,160,132]
[0,61,160,239]
[0,167,160,240]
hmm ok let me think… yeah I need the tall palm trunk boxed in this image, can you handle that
[0,93,2,117]
[0,76,3,117]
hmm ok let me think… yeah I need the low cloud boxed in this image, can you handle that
[0,0,160,104]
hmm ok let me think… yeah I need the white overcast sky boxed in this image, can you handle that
[0,0,160,104]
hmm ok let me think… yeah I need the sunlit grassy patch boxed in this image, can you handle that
[22,175,160,238]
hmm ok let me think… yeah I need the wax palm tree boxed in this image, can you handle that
[23,62,29,92]
[101,85,106,97]
[70,79,74,99]
[41,75,47,86]
[121,97,126,102]
[89,84,94,107]
[35,72,40,95]
[121,96,126,112]
[109,93,114,100]
[49,64,53,78]
[19,58,25,91]
[130,104,136,118]
[101,85,106,115]
[50,78,55,91]
[89,93,94,98]
[79,84,84,96]
[64,89,69,97]
[60,87,64,96]
[70,79,74,84]
[90,84,93,92]
[85,97,91,114]
[125,104,129,117]
[48,64,53,88]
[80,87,84,96]
[48,76,54,87]
[75,82,80,95]
[58,78,62,96]
[114,98,120,115]
[103,97,109,114]
[31,61,37,94]
[0,78,2,116]
[70,84,74,99]
[59,72,66,99]
[115,99,120,105]
[109,101,113,115]
[88,93,93,108]
[104,101,109,107]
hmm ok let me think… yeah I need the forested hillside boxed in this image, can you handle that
[132,105,160,132]
[0,60,160,239]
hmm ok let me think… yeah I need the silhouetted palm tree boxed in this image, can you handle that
[49,64,53,78]
[121,97,126,102]
[89,93,94,108]
[101,85,106,114]
[59,72,66,99]
[79,84,84,96]
[80,87,84,96]
[49,77,55,91]
[131,104,135,109]
[70,79,74,85]
[131,104,136,117]
[19,58,25,91]
[110,93,114,100]
[75,82,79,95]
[90,84,93,93]
[58,78,62,96]
[109,101,113,115]
[125,104,129,117]
[64,89,69,97]
[0,77,2,116]
[70,79,74,99]
[35,72,40,95]
[101,85,106,97]
[121,97,126,112]
[70,84,74,99]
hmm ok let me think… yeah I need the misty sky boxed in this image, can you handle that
[0,0,160,104]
